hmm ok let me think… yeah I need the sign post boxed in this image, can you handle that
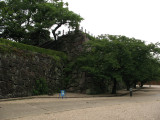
[60,90,66,99]
[130,88,132,97]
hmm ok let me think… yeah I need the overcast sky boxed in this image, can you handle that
[63,0,160,44]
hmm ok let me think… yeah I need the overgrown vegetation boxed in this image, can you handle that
[73,35,160,94]
[32,78,49,95]
[0,38,67,61]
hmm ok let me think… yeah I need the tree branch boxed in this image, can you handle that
[52,23,62,41]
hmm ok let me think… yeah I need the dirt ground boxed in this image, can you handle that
[0,85,160,120]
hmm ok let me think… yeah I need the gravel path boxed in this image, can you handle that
[15,101,160,120]
[1,85,160,120]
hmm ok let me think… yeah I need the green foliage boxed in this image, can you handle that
[0,0,83,45]
[85,33,96,41]
[33,78,49,95]
[75,34,160,93]
[62,62,76,89]
[0,38,67,61]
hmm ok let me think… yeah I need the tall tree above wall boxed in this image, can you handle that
[0,0,83,45]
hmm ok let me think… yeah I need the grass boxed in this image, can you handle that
[0,38,67,61]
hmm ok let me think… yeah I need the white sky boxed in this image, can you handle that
[63,0,160,44]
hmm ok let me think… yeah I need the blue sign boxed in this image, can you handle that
[60,90,65,97]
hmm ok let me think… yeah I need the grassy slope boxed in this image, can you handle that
[0,38,67,61]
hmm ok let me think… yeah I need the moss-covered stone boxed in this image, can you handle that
[0,41,66,98]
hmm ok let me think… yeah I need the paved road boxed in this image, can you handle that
[0,85,160,120]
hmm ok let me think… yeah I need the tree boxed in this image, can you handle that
[74,34,160,94]
[0,0,83,45]
[50,1,83,41]
[75,38,124,94]
[138,43,160,87]
[106,35,160,90]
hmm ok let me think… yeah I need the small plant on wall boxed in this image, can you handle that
[33,77,48,95]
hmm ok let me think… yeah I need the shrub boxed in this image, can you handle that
[33,78,48,95]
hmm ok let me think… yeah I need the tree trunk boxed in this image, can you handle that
[126,83,130,91]
[133,82,137,89]
[52,23,62,49]
[53,32,57,49]
[112,78,117,94]
[140,82,144,88]
[53,32,57,41]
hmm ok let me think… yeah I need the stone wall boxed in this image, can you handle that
[0,45,64,98]
[56,31,89,58]
[40,31,89,59]
[39,32,90,93]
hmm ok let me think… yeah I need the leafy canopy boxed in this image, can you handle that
[0,0,83,45]
[74,34,160,93]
